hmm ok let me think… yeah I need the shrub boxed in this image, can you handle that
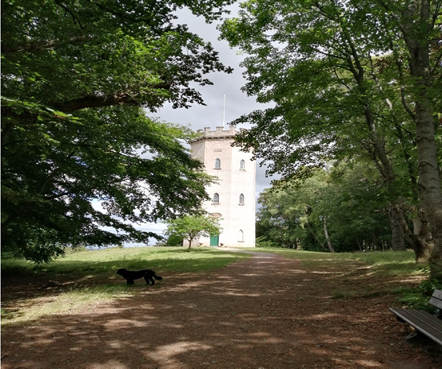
[397,279,442,313]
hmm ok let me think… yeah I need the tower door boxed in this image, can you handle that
[210,235,219,246]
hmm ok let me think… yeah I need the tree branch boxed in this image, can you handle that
[2,35,93,54]
[54,0,85,29]
[37,151,76,195]
[85,0,170,36]
[53,94,139,113]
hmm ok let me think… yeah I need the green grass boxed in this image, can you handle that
[1,246,251,325]
[1,246,251,278]
[243,247,437,307]
[331,289,357,299]
[2,284,135,324]
[246,248,426,276]
[2,246,433,325]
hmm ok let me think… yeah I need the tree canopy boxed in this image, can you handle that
[1,0,234,262]
[2,0,234,112]
[220,0,442,277]
[257,162,393,252]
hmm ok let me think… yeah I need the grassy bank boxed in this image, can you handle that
[1,246,251,325]
[2,246,251,277]
[247,248,441,311]
[250,248,427,276]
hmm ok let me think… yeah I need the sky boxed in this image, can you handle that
[127,6,277,242]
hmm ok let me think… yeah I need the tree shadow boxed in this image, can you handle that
[2,253,441,368]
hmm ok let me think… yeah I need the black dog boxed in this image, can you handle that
[116,268,163,285]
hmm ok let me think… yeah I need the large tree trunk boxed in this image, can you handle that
[363,127,429,259]
[388,205,406,251]
[401,1,442,278]
[413,209,434,263]
[390,201,431,262]
[341,29,431,261]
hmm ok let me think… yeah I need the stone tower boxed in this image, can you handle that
[190,126,256,247]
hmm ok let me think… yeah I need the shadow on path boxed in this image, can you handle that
[1,251,440,369]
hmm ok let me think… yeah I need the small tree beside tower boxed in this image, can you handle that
[164,214,222,251]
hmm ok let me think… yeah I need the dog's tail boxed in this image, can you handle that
[153,273,163,281]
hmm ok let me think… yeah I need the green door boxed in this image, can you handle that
[210,235,219,246]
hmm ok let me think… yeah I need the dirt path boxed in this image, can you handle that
[2,250,441,368]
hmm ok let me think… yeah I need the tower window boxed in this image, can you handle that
[213,193,220,203]
[239,193,245,205]
[214,158,221,169]
[240,159,245,171]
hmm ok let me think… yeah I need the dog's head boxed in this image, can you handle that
[116,268,126,276]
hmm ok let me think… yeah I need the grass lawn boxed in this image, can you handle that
[248,247,428,276]
[2,246,437,325]
[2,246,252,277]
[1,246,251,325]
[245,247,440,311]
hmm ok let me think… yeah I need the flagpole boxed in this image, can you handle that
[223,94,226,128]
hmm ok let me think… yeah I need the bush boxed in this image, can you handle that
[397,279,442,313]
[255,236,282,248]
[165,234,183,246]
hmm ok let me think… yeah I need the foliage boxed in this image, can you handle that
[255,235,281,248]
[256,163,392,252]
[396,279,442,313]
[2,0,234,262]
[2,0,234,111]
[164,214,222,250]
[166,234,184,246]
[2,109,215,262]
[219,0,422,181]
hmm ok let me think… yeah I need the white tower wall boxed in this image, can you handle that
[190,126,256,247]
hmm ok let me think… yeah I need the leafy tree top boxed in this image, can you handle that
[2,0,234,115]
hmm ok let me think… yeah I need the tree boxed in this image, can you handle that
[1,0,233,262]
[1,108,216,262]
[164,214,222,251]
[257,163,392,252]
[220,0,442,275]
[375,0,442,279]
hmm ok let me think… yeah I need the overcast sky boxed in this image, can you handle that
[132,6,277,241]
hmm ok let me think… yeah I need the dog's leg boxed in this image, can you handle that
[144,275,155,285]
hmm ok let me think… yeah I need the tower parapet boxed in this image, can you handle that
[192,126,244,142]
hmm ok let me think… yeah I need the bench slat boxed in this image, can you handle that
[430,289,442,309]
[389,308,442,345]
[432,289,442,300]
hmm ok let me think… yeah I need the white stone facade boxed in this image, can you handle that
[190,126,256,247]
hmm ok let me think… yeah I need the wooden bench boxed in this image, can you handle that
[389,289,442,345]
